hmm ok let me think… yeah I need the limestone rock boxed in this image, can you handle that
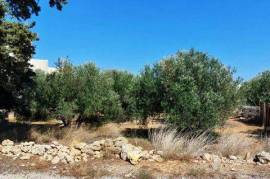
[31,145,46,155]
[74,142,87,150]
[20,153,31,160]
[52,156,60,164]
[89,142,102,151]
[81,145,95,155]
[201,153,212,161]
[152,154,164,162]
[255,151,270,164]
[1,145,13,154]
[229,155,237,160]
[2,139,14,146]
[121,144,143,165]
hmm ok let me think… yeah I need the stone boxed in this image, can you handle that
[244,152,251,160]
[70,148,81,156]
[141,151,151,160]
[52,156,60,164]
[2,139,14,146]
[229,155,237,160]
[120,150,128,161]
[82,153,88,162]
[31,145,46,155]
[20,145,32,153]
[94,151,103,158]
[43,153,53,161]
[121,144,143,165]
[104,139,114,148]
[11,145,21,156]
[255,151,270,164]
[1,145,13,154]
[201,153,212,161]
[65,154,74,164]
[20,153,31,160]
[156,150,164,156]
[89,143,102,151]
[106,146,121,154]
[152,154,164,162]
[74,142,87,150]
[81,145,95,155]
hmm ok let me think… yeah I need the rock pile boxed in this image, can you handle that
[201,151,270,165]
[0,137,163,165]
[254,151,270,164]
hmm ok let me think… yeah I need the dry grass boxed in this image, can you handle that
[213,133,258,157]
[150,128,209,159]
[128,138,153,150]
[91,123,121,138]
[30,123,122,146]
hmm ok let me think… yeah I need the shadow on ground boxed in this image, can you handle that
[0,120,59,142]
[236,116,262,127]
[121,128,156,139]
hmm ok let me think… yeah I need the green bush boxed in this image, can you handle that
[29,50,240,131]
[240,71,270,106]
[30,61,125,124]
[104,70,137,119]
[136,49,240,130]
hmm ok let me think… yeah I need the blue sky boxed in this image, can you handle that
[33,0,270,80]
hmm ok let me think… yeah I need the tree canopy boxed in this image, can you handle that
[0,0,66,113]
[240,71,270,106]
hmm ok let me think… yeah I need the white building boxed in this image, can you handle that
[30,59,56,73]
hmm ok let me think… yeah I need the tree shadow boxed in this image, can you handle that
[236,116,262,127]
[0,119,59,142]
[121,127,157,139]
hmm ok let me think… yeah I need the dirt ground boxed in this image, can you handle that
[0,118,269,178]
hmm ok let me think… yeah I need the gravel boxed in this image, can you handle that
[0,172,75,179]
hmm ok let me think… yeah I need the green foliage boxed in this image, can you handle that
[135,49,240,130]
[30,50,239,130]
[134,65,163,122]
[30,61,125,124]
[240,71,270,106]
[0,20,37,113]
[5,0,67,20]
[75,63,124,121]
[0,0,65,115]
[104,70,137,119]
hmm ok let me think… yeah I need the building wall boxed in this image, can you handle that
[30,59,56,73]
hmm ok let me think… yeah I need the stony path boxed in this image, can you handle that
[0,172,74,179]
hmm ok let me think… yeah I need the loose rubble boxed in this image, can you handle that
[0,138,163,165]
[2,138,270,167]
[201,151,270,165]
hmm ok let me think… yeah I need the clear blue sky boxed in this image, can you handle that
[32,0,270,80]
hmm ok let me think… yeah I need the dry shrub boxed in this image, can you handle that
[30,123,122,146]
[150,128,209,159]
[30,128,59,143]
[30,127,92,146]
[214,134,257,157]
[91,123,121,138]
[128,138,153,150]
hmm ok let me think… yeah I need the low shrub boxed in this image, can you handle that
[150,128,209,159]
[214,134,255,157]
